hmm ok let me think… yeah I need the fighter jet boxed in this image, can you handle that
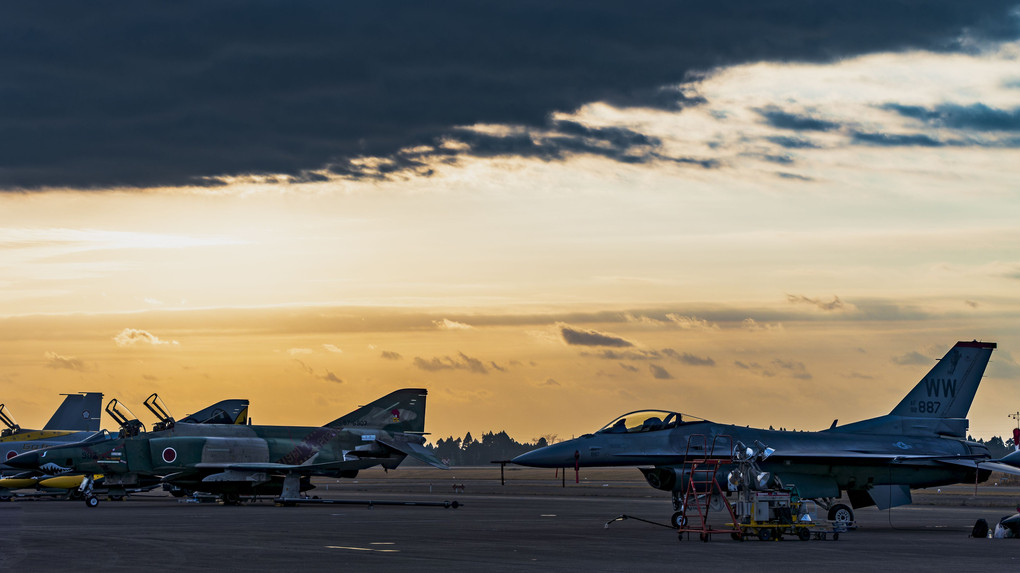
[513,341,1020,526]
[8,388,445,507]
[1,392,102,476]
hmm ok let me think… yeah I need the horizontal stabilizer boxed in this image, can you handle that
[378,438,449,469]
[937,458,1020,477]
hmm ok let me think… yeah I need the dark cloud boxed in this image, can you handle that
[3,1,1017,190]
[320,370,343,384]
[594,349,658,360]
[776,172,814,181]
[561,325,633,348]
[649,364,673,380]
[772,358,812,380]
[413,352,488,374]
[787,294,849,312]
[756,107,842,132]
[850,131,945,147]
[767,136,821,149]
[661,349,716,367]
[735,358,811,379]
[883,103,1020,132]
[380,350,403,360]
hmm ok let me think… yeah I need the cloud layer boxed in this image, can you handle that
[3,1,1017,190]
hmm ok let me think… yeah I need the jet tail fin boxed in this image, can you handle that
[325,388,428,434]
[828,341,995,437]
[889,341,995,419]
[43,392,102,431]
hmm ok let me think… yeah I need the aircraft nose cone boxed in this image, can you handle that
[6,450,40,470]
[512,443,576,468]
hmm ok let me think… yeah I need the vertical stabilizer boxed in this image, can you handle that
[326,388,428,433]
[890,341,995,419]
[43,392,102,431]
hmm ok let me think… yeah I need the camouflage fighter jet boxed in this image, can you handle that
[8,388,445,507]
[513,341,1020,526]
[2,394,250,501]
[1,392,102,478]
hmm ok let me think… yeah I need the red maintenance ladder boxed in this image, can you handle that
[674,434,741,542]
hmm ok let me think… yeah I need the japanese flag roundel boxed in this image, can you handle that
[162,447,177,463]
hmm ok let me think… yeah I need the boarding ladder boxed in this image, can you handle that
[675,434,740,541]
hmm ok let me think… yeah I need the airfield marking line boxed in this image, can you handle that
[325,545,401,553]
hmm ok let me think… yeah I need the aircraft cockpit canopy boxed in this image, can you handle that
[597,410,682,434]
[80,429,113,444]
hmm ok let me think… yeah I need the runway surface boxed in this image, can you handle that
[2,467,1019,572]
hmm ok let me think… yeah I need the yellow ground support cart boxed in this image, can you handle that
[729,493,844,541]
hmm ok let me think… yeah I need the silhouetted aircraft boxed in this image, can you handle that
[9,388,445,507]
[1,394,250,501]
[513,341,1020,525]
[1,392,102,479]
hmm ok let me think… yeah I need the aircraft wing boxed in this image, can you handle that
[192,459,383,474]
[938,459,1020,477]
[377,437,449,469]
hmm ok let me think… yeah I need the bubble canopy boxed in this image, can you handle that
[596,410,681,434]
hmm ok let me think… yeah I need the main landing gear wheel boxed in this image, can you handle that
[827,503,854,525]
[85,495,99,508]
[671,511,687,529]
[221,492,241,506]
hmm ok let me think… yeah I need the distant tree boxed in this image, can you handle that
[986,436,1010,458]
[425,430,556,467]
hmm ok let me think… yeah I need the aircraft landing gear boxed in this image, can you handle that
[671,511,687,528]
[79,475,98,508]
[221,492,241,506]
[827,503,854,526]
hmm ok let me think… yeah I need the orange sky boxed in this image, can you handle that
[2,304,1018,443]
[2,46,1019,444]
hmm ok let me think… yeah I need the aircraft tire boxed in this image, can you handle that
[671,511,687,529]
[85,496,99,508]
[827,503,854,525]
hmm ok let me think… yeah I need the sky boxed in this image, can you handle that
[1,2,1019,444]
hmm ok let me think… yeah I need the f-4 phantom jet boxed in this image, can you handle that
[513,341,1020,525]
[9,388,445,507]
[2,394,250,501]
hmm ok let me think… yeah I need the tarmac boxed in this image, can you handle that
[2,467,1019,572]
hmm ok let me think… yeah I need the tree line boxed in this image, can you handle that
[426,431,552,466]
